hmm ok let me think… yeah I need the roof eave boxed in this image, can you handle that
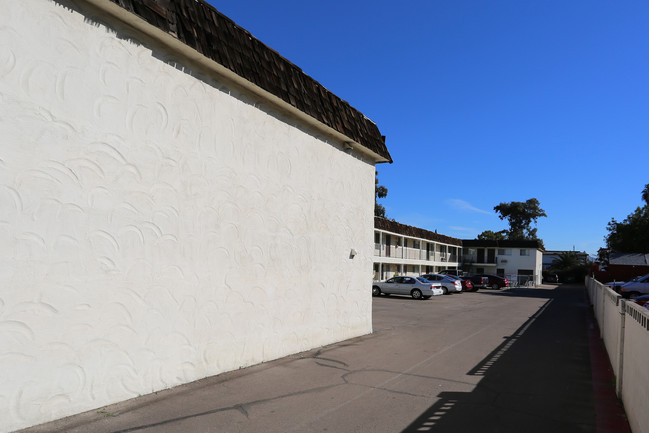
[79,0,391,164]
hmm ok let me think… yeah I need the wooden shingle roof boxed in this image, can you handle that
[106,0,392,162]
[375,217,463,247]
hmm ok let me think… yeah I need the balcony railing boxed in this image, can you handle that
[374,244,460,264]
[404,247,421,260]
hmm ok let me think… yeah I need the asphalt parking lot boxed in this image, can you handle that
[25,284,626,433]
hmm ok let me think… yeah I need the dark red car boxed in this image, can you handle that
[466,275,489,288]
[479,274,509,290]
[447,275,476,292]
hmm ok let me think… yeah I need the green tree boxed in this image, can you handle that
[494,198,547,240]
[552,251,579,270]
[597,248,609,267]
[605,183,649,252]
[477,230,507,240]
[375,171,388,218]
[546,251,589,283]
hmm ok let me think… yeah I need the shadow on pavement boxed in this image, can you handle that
[401,284,597,433]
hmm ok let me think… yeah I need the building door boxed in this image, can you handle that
[477,249,485,263]
[385,235,391,257]
[487,249,495,264]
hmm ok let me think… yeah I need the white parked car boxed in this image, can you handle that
[372,276,444,300]
[420,274,463,295]
[619,273,649,299]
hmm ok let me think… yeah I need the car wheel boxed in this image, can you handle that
[628,291,641,300]
[372,286,381,297]
[491,283,500,290]
[411,289,422,300]
[442,287,449,295]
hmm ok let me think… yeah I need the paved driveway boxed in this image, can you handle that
[26,284,619,433]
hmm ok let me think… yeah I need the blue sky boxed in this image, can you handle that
[208,0,649,255]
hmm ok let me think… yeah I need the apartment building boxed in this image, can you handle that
[462,239,544,285]
[373,217,463,280]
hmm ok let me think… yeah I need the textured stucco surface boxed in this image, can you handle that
[621,304,649,433]
[0,1,375,430]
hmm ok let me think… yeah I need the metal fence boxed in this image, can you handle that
[505,274,538,288]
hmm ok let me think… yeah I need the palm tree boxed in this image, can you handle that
[552,252,578,270]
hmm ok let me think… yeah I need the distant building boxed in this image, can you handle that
[542,250,589,270]
[462,239,544,285]
[605,252,649,280]
[372,221,545,286]
[373,218,462,280]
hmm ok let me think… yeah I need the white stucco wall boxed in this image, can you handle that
[0,1,376,430]
[621,303,649,433]
[498,249,543,284]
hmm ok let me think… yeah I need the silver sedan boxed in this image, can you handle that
[420,273,463,294]
[372,276,444,300]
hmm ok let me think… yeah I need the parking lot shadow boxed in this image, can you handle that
[401,285,597,433]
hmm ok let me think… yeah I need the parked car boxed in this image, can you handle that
[544,274,559,283]
[372,276,443,299]
[619,273,649,299]
[446,275,476,292]
[633,294,649,307]
[604,281,626,293]
[478,274,510,290]
[466,274,489,289]
[420,274,462,294]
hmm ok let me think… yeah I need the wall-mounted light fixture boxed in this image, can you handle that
[343,142,354,152]
[350,248,358,259]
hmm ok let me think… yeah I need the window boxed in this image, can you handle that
[498,249,511,256]
[520,249,529,256]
